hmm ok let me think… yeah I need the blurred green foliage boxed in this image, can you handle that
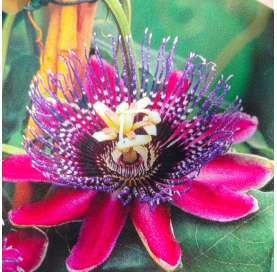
[130,0,273,147]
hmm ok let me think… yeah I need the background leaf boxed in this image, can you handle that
[246,130,274,159]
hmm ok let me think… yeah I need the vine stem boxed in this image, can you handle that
[2,14,16,72]
[215,6,270,74]
[120,0,131,25]
[103,0,140,92]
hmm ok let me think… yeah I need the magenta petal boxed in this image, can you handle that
[9,188,96,227]
[197,153,274,191]
[232,113,258,143]
[173,181,258,222]
[3,155,47,183]
[210,113,257,143]
[165,71,185,95]
[3,229,48,272]
[131,201,182,271]
[66,193,128,272]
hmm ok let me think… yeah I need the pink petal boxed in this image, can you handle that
[191,113,258,145]
[197,153,274,191]
[131,200,182,271]
[172,181,258,222]
[232,113,258,143]
[3,229,48,272]
[66,193,128,272]
[9,188,96,227]
[207,113,258,143]
[3,155,47,183]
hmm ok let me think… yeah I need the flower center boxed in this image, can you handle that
[92,97,161,165]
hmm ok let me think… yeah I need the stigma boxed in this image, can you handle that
[92,97,161,164]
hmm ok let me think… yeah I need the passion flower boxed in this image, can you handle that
[3,31,273,271]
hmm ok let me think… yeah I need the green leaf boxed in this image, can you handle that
[2,14,16,71]
[100,190,273,272]
[3,54,39,144]
[175,190,273,272]
[231,143,251,154]
[246,130,274,159]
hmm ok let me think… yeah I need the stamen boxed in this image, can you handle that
[93,101,119,129]
[92,128,117,142]
[92,98,161,164]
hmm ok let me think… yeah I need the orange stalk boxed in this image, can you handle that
[42,4,62,74]
[26,2,97,137]
[58,3,78,50]
[12,183,33,209]
[77,3,97,60]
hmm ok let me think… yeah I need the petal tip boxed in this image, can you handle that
[30,228,49,272]
[221,194,259,222]
[8,210,17,226]
[242,153,274,190]
[157,255,182,271]
[136,228,182,271]
[8,209,35,228]
[233,113,258,143]
[259,158,274,188]
[66,259,98,272]
[250,195,259,214]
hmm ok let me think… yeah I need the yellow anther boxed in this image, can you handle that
[135,97,151,109]
[133,146,148,167]
[148,111,161,124]
[92,128,117,142]
[119,114,125,141]
[116,101,129,114]
[143,124,157,136]
[123,114,135,134]
[127,131,136,140]
[93,101,119,129]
